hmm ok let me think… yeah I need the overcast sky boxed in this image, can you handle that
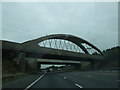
[2,2,118,51]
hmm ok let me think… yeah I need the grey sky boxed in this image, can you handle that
[2,2,118,51]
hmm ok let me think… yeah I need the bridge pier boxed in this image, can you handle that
[69,63,81,70]
[91,61,95,71]
[74,64,81,70]
[25,58,39,73]
[37,62,41,71]
[17,53,27,73]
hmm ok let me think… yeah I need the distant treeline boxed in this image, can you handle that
[99,46,120,69]
[102,46,120,60]
[84,46,120,70]
[103,46,120,53]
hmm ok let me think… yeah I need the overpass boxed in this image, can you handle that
[2,34,104,72]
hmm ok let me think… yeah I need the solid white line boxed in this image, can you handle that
[75,84,83,88]
[24,74,45,90]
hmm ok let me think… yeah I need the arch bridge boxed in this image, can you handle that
[20,34,104,63]
[2,34,105,72]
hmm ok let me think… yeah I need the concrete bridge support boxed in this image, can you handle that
[73,64,81,70]
[69,63,81,70]
[25,58,39,73]
[80,62,94,71]
[91,61,95,71]
[37,62,41,71]
[18,53,27,73]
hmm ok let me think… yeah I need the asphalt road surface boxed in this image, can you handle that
[2,71,119,89]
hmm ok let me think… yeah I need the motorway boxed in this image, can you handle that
[2,71,119,89]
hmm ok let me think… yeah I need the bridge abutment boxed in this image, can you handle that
[72,64,81,70]
[91,61,95,71]
[25,58,39,73]
[17,53,27,73]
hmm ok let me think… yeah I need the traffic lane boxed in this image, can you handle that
[2,74,43,88]
[71,71,118,84]
[30,72,78,88]
[59,71,118,88]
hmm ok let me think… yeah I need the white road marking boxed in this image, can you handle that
[24,73,45,90]
[64,77,66,79]
[75,84,83,88]
[117,80,120,81]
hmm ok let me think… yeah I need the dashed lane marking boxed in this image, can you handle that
[64,77,67,79]
[75,84,83,88]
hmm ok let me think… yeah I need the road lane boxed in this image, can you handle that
[59,71,118,88]
[2,74,43,88]
[2,71,119,89]
[30,72,78,88]
[24,74,45,90]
